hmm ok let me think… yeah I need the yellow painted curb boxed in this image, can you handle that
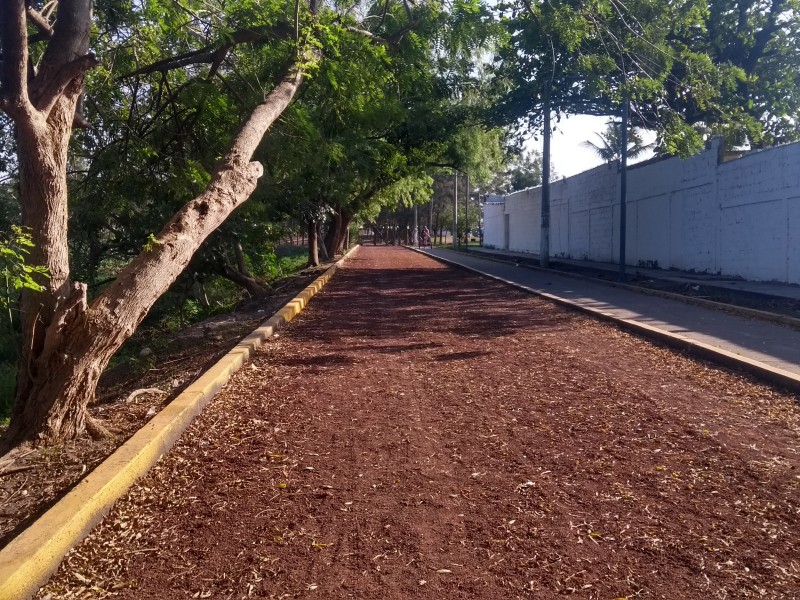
[418,248,800,395]
[0,246,359,600]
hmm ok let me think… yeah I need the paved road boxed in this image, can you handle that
[424,248,800,380]
[468,246,800,300]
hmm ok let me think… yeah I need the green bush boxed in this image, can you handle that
[253,250,282,280]
[252,246,307,281]
[1,226,49,309]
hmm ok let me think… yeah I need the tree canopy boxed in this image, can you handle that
[1,0,799,448]
[491,0,800,155]
[0,0,505,447]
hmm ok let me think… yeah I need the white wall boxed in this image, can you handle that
[483,201,506,249]
[483,139,800,284]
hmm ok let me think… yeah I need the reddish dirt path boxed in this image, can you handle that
[40,246,800,599]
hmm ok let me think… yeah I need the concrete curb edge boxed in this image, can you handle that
[457,248,800,330]
[417,248,800,396]
[0,246,359,600]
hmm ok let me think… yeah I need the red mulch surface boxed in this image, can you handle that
[0,269,327,548]
[38,246,800,599]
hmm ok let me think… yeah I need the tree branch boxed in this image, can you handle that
[91,58,307,327]
[33,52,99,113]
[402,0,413,22]
[125,46,226,78]
[0,0,33,118]
[341,24,390,46]
[745,0,788,72]
[388,21,419,45]
[26,5,55,41]
[41,0,57,20]
[28,0,94,117]
[227,63,305,166]
[122,23,293,78]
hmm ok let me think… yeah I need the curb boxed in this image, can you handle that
[459,248,800,330]
[416,248,800,396]
[0,247,358,600]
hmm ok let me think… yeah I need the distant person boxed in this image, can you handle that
[420,226,431,248]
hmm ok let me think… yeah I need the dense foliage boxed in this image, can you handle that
[0,0,798,443]
[491,0,800,156]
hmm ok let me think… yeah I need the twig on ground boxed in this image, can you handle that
[0,464,36,477]
[125,388,167,403]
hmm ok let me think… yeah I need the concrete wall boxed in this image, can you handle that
[483,139,800,284]
[483,201,506,249]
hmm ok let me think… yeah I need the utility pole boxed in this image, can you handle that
[619,91,629,281]
[540,90,551,268]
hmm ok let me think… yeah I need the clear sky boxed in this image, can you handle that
[526,114,657,178]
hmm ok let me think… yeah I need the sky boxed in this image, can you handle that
[526,114,657,178]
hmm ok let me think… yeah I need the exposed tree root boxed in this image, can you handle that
[85,416,113,441]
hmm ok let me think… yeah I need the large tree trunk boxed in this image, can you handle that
[323,212,340,258]
[2,11,307,448]
[317,222,329,261]
[307,219,320,267]
[324,208,352,257]
[3,0,97,446]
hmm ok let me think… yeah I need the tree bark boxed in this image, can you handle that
[323,217,337,258]
[218,264,268,298]
[2,45,307,448]
[307,219,319,267]
[323,209,346,258]
[233,238,250,277]
[317,223,329,261]
[338,214,353,253]
[194,279,211,308]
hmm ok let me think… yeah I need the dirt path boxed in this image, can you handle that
[40,246,800,599]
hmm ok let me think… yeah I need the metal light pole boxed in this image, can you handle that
[540,90,551,268]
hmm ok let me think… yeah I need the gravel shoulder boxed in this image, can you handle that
[38,246,800,599]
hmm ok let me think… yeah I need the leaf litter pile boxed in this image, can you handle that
[0,268,329,545]
[38,246,800,599]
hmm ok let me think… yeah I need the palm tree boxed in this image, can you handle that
[583,120,653,162]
